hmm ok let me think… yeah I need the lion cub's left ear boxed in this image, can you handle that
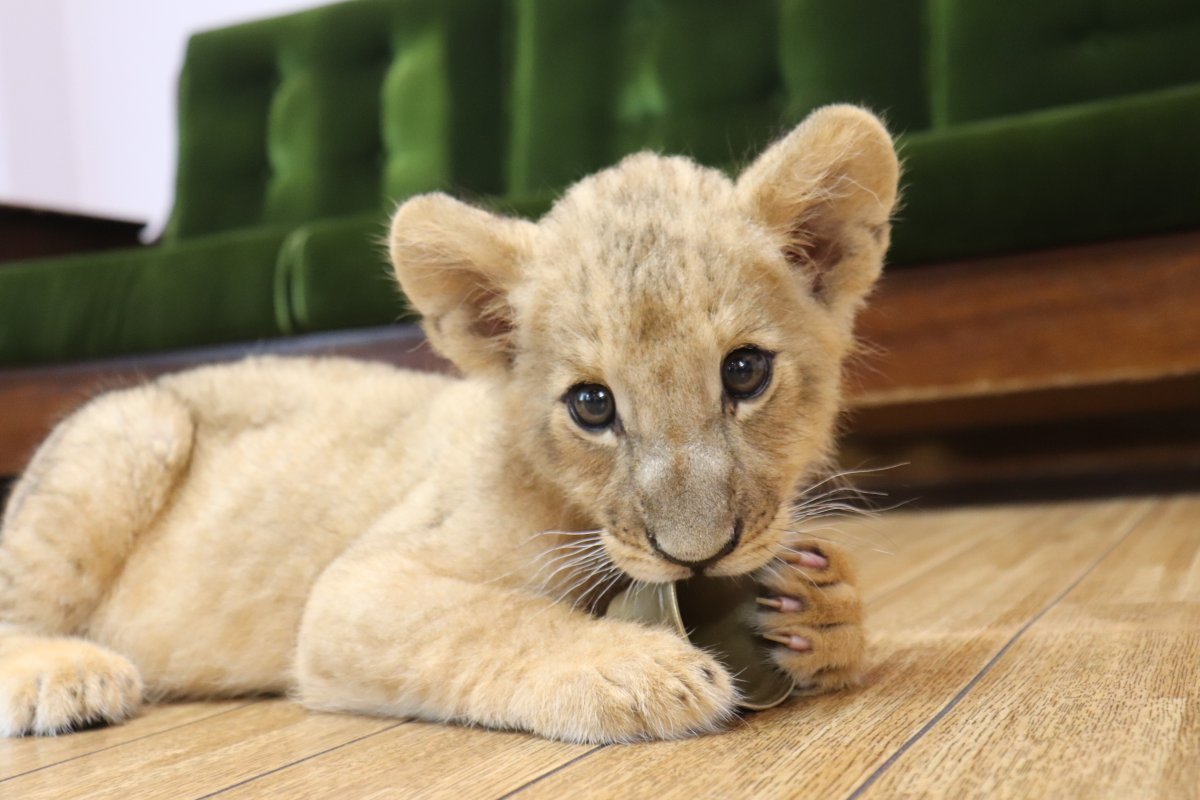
[389,193,537,375]
[737,105,900,320]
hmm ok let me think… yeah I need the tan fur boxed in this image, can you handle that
[0,106,898,743]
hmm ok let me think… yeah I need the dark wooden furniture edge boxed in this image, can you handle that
[0,203,146,263]
[841,373,1200,505]
[849,228,1200,404]
[3,230,1199,489]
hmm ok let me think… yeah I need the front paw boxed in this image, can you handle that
[0,636,143,736]
[754,543,865,694]
[535,623,738,743]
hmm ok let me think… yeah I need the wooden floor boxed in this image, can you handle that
[1,494,1197,799]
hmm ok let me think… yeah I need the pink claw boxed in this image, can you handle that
[763,633,812,651]
[785,550,828,570]
[756,596,805,612]
[778,595,804,612]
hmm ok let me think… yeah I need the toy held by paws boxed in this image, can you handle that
[607,541,863,710]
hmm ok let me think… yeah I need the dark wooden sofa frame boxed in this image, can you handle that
[4,230,1200,501]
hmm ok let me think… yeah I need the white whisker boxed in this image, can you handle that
[582,568,628,614]
[533,549,611,593]
[525,528,605,540]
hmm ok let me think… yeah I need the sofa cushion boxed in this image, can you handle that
[275,214,409,334]
[0,228,288,366]
[506,0,937,199]
[932,0,1200,125]
[166,0,507,242]
[893,82,1200,263]
[507,0,784,195]
[284,85,1200,328]
[779,0,930,133]
[275,193,559,335]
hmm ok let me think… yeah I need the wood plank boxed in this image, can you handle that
[816,504,1011,605]
[858,496,1200,799]
[0,701,244,780]
[506,499,1151,799]
[846,372,1200,437]
[852,230,1200,404]
[0,700,397,799]
[212,722,593,799]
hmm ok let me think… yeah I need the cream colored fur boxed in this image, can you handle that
[0,106,898,743]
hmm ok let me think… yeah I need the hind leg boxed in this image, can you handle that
[0,384,193,734]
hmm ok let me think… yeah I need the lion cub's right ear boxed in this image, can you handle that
[389,193,537,375]
[736,105,900,322]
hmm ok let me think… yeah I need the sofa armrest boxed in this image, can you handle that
[893,82,1200,264]
[0,226,289,366]
[276,194,560,336]
[276,213,408,334]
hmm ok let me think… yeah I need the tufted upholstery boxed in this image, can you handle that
[167,0,506,241]
[0,227,289,364]
[506,0,785,195]
[779,0,931,134]
[896,82,1200,263]
[505,0,934,195]
[930,0,1200,125]
[276,0,1200,331]
[3,0,1200,365]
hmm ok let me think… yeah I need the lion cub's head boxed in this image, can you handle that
[390,106,899,583]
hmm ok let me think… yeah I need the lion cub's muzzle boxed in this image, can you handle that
[629,437,747,575]
[646,518,743,575]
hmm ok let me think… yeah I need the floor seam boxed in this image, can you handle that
[494,745,607,799]
[843,501,1157,800]
[194,719,409,799]
[0,700,257,783]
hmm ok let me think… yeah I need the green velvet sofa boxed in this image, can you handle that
[3,0,1199,366]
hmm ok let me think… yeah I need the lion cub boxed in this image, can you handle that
[0,106,898,743]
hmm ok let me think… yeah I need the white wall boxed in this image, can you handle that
[0,0,325,237]
[0,1,78,210]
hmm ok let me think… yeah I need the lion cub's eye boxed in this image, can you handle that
[722,347,773,400]
[566,383,616,430]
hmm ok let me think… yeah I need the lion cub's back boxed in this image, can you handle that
[154,354,458,541]
[159,355,451,432]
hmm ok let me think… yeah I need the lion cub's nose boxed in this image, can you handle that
[647,519,743,575]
